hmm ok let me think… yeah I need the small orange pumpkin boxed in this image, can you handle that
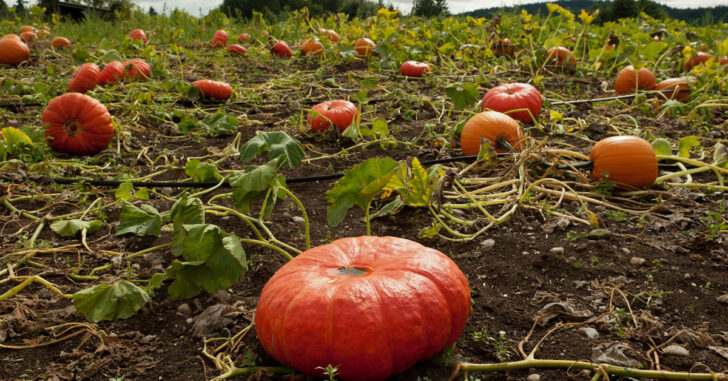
[354,38,376,56]
[460,111,524,155]
[51,36,72,49]
[227,44,246,55]
[614,65,656,94]
[68,63,100,93]
[19,31,38,44]
[19,26,36,34]
[493,38,515,57]
[302,38,323,56]
[191,80,233,100]
[319,28,340,43]
[655,78,690,101]
[546,46,576,67]
[98,61,125,86]
[42,93,114,155]
[0,34,31,66]
[129,29,148,43]
[683,52,713,72]
[590,136,657,188]
[123,59,151,80]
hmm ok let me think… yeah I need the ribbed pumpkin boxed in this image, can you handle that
[683,52,713,72]
[191,80,232,100]
[546,46,576,67]
[319,28,340,43]
[308,100,358,133]
[255,236,471,381]
[0,34,31,66]
[51,36,72,49]
[129,29,147,43]
[354,38,376,56]
[655,78,690,101]
[481,83,542,124]
[460,111,524,155]
[19,31,37,44]
[227,44,246,55]
[68,63,100,93]
[98,61,125,86]
[19,26,36,34]
[271,41,292,58]
[590,136,658,188]
[237,33,251,43]
[301,38,324,56]
[399,60,432,77]
[123,59,151,80]
[42,93,114,155]
[614,65,656,94]
[493,38,515,57]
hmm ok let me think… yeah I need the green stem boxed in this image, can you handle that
[0,276,73,302]
[459,359,727,380]
[239,238,293,261]
[127,242,172,259]
[279,187,310,250]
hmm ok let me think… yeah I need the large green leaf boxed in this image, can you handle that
[678,136,700,158]
[73,281,150,322]
[115,181,149,202]
[651,138,672,157]
[641,41,668,61]
[398,158,439,207]
[239,131,304,169]
[185,159,222,183]
[50,219,103,237]
[445,82,479,110]
[166,231,247,299]
[170,194,205,256]
[201,111,239,136]
[115,202,162,237]
[326,158,400,227]
[172,223,223,261]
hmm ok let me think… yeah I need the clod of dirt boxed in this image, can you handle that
[191,303,240,338]
[591,342,641,367]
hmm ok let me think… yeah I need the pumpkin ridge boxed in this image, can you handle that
[402,267,457,351]
[367,277,396,375]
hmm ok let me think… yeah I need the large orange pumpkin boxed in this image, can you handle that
[655,78,690,102]
[481,83,542,124]
[400,60,432,77]
[460,111,524,155]
[191,80,232,100]
[68,63,100,93]
[98,61,125,86]
[19,31,37,44]
[0,34,31,66]
[319,28,340,43]
[546,46,576,67]
[42,93,114,155]
[683,52,713,72]
[271,41,292,58]
[301,37,323,56]
[129,29,147,43]
[51,36,72,49]
[354,38,376,56]
[255,236,471,381]
[614,65,656,94]
[308,100,358,133]
[123,59,151,80]
[590,136,657,188]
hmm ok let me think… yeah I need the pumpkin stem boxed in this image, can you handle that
[495,137,515,153]
[330,266,372,277]
[62,119,84,137]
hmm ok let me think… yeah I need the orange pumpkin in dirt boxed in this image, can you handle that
[590,136,657,188]
[98,61,125,86]
[191,80,233,100]
[19,26,36,34]
[0,34,31,66]
[238,33,251,43]
[655,78,690,102]
[460,111,524,155]
[400,61,432,77]
[308,100,358,133]
[614,65,656,94]
[123,59,151,80]
[19,31,37,44]
[129,29,148,43]
[319,28,340,43]
[227,44,246,55]
[51,36,72,49]
[271,41,292,58]
[493,38,515,57]
[684,52,713,72]
[546,46,576,67]
[68,63,100,93]
[354,38,376,56]
[42,93,114,155]
[302,38,324,56]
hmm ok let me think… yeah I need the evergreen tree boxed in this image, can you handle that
[412,0,447,17]
[14,0,24,15]
[610,0,638,20]
[0,0,8,16]
[149,6,157,15]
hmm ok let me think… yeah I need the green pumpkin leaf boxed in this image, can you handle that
[170,194,205,256]
[398,158,438,207]
[200,111,239,136]
[641,41,668,61]
[341,123,360,139]
[445,82,479,110]
[115,181,149,202]
[115,202,162,237]
[73,281,150,322]
[326,158,400,227]
[50,219,102,237]
[229,162,286,215]
[372,119,389,138]
[678,135,700,158]
[239,131,304,169]
[651,138,672,157]
[166,230,247,300]
[185,159,222,183]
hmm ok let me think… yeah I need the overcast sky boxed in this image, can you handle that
[131,0,728,16]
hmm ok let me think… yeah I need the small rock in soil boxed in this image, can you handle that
[480,238,495,249]
[580,327,600,339]
[527,374,540,381]
[630,257,646,266]
[717,294,728,305]
[292,216,305,224]
[662,345,690,357]
[177,303,192,315]
[550,247,564,255]
[622,247,631,255]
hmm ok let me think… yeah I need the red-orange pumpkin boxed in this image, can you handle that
[354,38,376,56]
[590,136,657,188]
[460,111,524,155]
[255,236,471,381]
[19,31,37,44]
[308,100,358,133]
[683,52,713,72]
[123,59,151,80]
[211,29,228,47]
[68,63,100,93]
[227,44,246,55]
[98,61,125,86]
[493,38,515,57]
[129,29,147,43]
[191,80,232,100]
[19,26,36,34]
[237,33,251,43]
[319,28,340,43]
[0,34,31,66]
[614,65,656,94]
[655,78,690,101]
[546,46,576,67]
[42,93,114,154]
[271,41,292,58]
[400,60,432,77]
[301,38,323,56]
[51,36,71,49]
[481,83,542,124]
